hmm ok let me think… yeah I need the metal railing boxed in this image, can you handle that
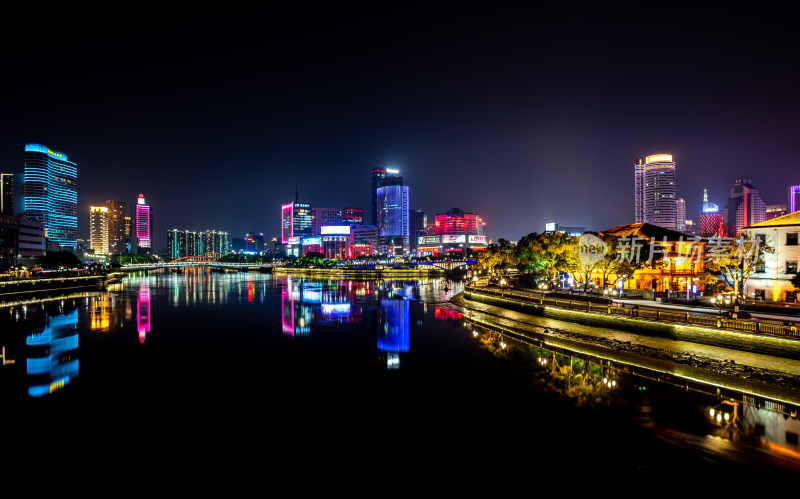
[464,284,800,339]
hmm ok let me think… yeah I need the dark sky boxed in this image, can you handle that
[1,4,798,247]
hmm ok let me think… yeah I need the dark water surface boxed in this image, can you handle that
[2,269,799,487]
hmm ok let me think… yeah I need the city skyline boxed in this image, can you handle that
[2,5,799,244]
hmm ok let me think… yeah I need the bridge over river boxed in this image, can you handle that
[121,256,477,272]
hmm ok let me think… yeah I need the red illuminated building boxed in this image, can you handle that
[434,208,485,235]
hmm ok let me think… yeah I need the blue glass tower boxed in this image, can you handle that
[23,144,78,248]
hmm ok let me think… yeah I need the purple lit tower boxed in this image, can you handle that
[136,193,152,254]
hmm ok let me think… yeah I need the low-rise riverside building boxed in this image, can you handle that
[590,223,708,296]
[741,211,800,302]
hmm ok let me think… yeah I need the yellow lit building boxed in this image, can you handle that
[590,223,707,296]
[89,206,109,255]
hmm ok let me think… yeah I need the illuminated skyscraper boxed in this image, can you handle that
[723,178,766,236]
[377,184,409,255]
[105,200,126,255]
[371,167,402,225]
[281,201,312,243]
[124,214,132,252]
[409,208,426,253]
[634,154,676,230]
[23,144,78,248]
[675,198,686,232]
[136,194,152,253]
[790,184,800,214]
[89,206,109,255]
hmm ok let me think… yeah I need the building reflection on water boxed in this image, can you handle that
[280,276,373,336]
[379,298,409,369]
[137,282,151,343]
[468,319,800,463]
[26,307,79,397]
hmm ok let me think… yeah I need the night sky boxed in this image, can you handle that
[1,4,797,247]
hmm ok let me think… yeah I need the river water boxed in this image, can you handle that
[1,268,799,487]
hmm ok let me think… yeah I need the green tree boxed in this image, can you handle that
[514,232,577,283]
[477,238,516,276]
[704,233,773,296]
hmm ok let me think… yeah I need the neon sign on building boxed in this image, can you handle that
[136,194,151,249]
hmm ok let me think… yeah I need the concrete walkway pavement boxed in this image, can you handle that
[504,286,800,325]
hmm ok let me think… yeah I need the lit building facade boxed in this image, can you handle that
[319,225,351,259]
[634,154,676,230]
[723,178,766,236]
[589,223,707,295]
[136,194,152,253]
[767,204,788,220]
[790,185,800,214]
[351,224,379,257]
[741,211,800,302]
[105,200,126,254]
[124,215,132,252]
[245,232,265,253]
[409,208,426,254]
[0,173,13,216]
[167,229,230,260]
[434,208,485,235]
[676,198,686,232]
[544,223,586,237]
[281,201,312,244]
[371,167,402,225]
[416,234,488,257]
[377,185,409,256]
[342,207,363,226]
[89,206,109,255]
[698,188,724,237]
[23,144,78,248]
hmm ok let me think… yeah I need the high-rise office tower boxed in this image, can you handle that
[342,207,363,226]
[312,207,343,234]
[633,154,676,230]
[23,144,78,248]
[409,208,426,254]
[723,178,766,236]
[377,184,409,256]
[124,214,132,252]
[105,200,126,255]
[245,232,265,253]
[136,194,152,253]
[790,184,800,213]
[0,173,13,216]
[281,201,312,243]
[371,167,402,225]
[675,198,686,232]
[89,206,109,255]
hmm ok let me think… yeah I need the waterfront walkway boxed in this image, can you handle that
[469,284,800,338]
[455,288,800,407]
